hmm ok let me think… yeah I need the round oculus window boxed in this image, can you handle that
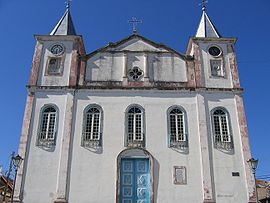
[50,44,65,55]
[128,67,144,81]
[208,46,222,57]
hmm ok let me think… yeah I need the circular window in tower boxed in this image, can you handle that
[50,44,65,56]
[208,46,222,57]
[128,67,144,81]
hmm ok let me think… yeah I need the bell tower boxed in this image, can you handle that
[187,2,240,89]
[28,3,85,88]
[14,4,85,203]
[186,2,255,203]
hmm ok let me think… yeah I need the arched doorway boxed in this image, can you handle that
[116,148,154,203]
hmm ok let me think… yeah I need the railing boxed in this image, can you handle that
[126,133,145,148]
[81,132,102,148]
[169,134,188,149]
[214,134,234,150]
[36,132,56,147]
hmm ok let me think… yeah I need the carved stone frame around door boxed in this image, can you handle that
[116,148,154,203]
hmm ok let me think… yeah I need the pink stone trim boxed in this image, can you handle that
[193,44,205,88]
[29,42,43,86]
[235,95,254,202]
[197,94,215,202]
[228,45,241,88]
[14,93,35,202]
[186,60,196,88]
[55,93,75,201]
[69,39,86,86]
[69,41,79,86]
[78,40,86,86]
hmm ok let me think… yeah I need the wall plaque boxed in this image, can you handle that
[173,166,187,185]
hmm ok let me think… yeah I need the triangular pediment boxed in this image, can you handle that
[110,37,166,52]
[86,34,185,59]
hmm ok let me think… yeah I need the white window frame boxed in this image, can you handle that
[167,106,188,149]
[37,105,58,147]
[125,105,145,147]
[81,104,103,148]
[211,107,233,149]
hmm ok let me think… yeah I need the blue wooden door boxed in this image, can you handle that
[120,158,150,203]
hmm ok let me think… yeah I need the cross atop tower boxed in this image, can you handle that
[200,0,208,11]
[66,0,71,9]
[128,17,142,34]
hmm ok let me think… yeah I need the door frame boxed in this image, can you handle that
[116,148,154,203]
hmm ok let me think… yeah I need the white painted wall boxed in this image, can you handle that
[199,42,233,88]
[22,90,250,203]
[21,36,251,203]
[37,40,74,86]
[85,39,187,82]
[68,91,203,203]
[22,92,68,203]
[205,93,249,203]
[86,53,187,82]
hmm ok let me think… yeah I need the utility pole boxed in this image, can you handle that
[3,152,15,202]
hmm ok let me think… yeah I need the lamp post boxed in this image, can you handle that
[10,154,23,203]
[247,158,259,203]
[11,154,23,203]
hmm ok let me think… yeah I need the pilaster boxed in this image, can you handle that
[13,92,35,203]
[235,95,255,202]
[194,44,205,88]
[197,94,215,202]
[54,92,75,203]
[122,52,128,83]
[228,44,241,88]
[143,53,149,82]
[69,41,79,86]
[28,41,43,86]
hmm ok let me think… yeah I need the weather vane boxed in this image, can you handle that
[66,0,71,9]
[200,0,208,11]
[128,17,142,34]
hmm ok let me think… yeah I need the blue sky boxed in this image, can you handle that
[0,0,269,180]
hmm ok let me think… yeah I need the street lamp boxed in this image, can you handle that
[10,154,23,203]
[247,158,259,203]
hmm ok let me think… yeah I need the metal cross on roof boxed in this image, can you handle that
[66,0,71,9]
[200,0,208,11]
[128,17,142,34]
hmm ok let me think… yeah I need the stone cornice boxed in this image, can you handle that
[27,85,243,95]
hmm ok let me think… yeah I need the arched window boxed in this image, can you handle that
[212,108,233,149]
[37,105,57,147]
[168,107,188,149]
[82,105,103,148]
[126,105,145,147]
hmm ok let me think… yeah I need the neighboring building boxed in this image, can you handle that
[14,3,256,203]
[0,168,12,203]
[257,180,270,203]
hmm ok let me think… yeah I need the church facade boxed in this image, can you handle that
[14,4,256,203]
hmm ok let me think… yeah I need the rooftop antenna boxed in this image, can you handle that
[128,17,142,34]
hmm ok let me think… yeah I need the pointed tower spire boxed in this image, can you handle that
[50,1,76,36]
[195,0,221,38]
